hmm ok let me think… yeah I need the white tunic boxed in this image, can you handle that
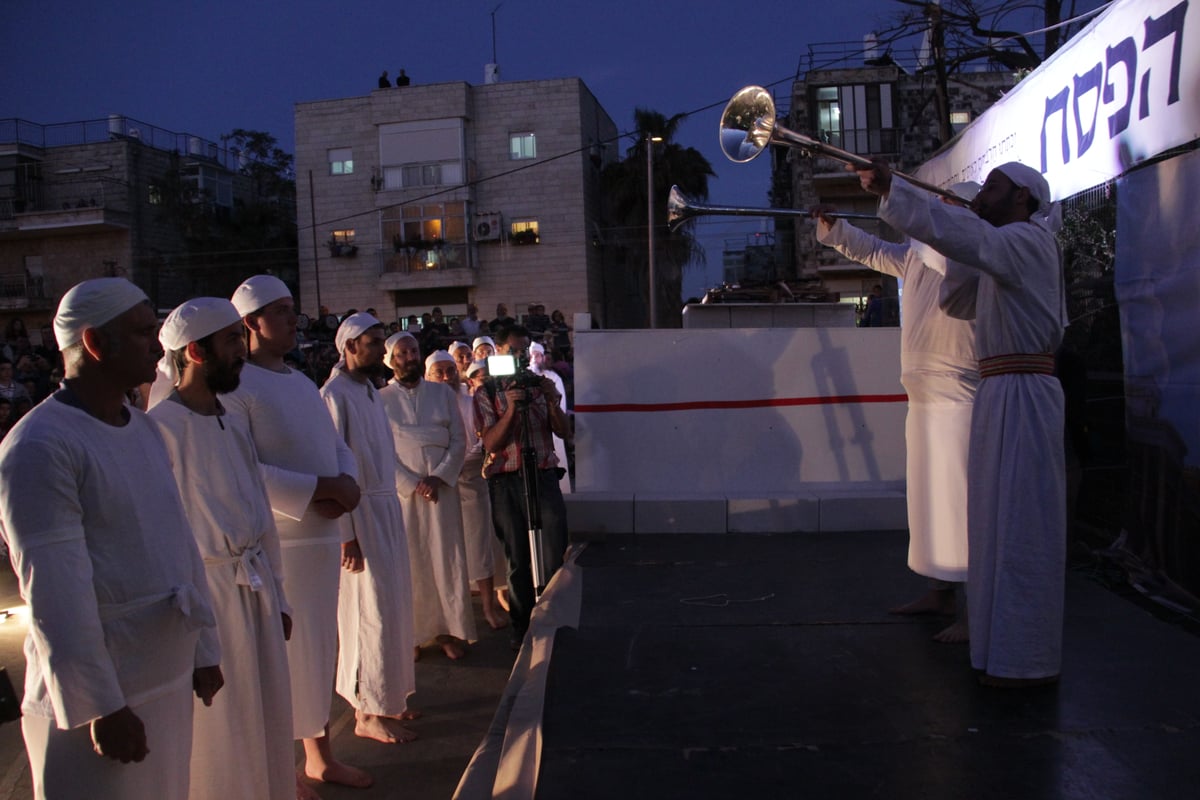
[456,387,495,583]
[0,397,217,800]
[149,398,294,800]
[322,368,416,714]
[224,361,357,738]
[533,367,572,495]
[818,220,978,581]
[881,176,1066,679]
[381,380,477,645]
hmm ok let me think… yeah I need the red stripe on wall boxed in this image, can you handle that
[574,394,909,413]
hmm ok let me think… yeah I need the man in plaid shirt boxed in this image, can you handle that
[473,324,570,649]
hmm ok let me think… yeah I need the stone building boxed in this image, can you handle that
[294,76,617,329]
[0,116,269,340]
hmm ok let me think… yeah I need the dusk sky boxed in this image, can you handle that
[2,0,1058,299]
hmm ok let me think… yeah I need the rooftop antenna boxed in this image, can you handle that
[485,3,504,84]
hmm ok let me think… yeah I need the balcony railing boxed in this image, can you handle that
[819,127,902,157]
[0,272,48,310]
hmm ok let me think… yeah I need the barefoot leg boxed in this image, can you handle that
[479,577,508,630]
[890,586,956,616]
[302,729,373,787]
[437,635,467,660]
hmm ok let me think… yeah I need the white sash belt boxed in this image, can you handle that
[96,583,216,631]
[204,543,268,591]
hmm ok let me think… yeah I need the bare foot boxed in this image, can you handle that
[296,774,322,800]
[889,589,955,616]
[496,588,511,613]
[979,673,1060,689]
[932,620,969,643]
[438,638,466,660]
[354,711,417,743]
[397,708,422,721]
[483,607,509,630]
[303,761,373,788]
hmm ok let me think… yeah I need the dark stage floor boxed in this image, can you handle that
[479,532,1200,800]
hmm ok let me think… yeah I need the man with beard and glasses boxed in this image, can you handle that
[224,276,369,798]
[148,298,294,800]
[0,279,219,800]
[323,314,420,743]
[381,341,475,659]
[858,159,1068,688]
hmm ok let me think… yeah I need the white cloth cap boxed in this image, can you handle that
[465,359,486,377]
[53,277,148,349]
[448,341,470,355]
[159,297,242,351]
[529,342,545,355]
[993,162,1060,233]
[149,297,243,409]
[336,312,382,354]
[425,350,454,369]
[472,336,496,351]
[231,275,291,317]
[383,331,417,369]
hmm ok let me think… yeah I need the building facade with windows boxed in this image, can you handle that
[775,63,1015,316]
[0,116,280,341]
[294,77,617,326]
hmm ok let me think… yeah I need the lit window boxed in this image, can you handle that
[331,229,355,245]
[148,184,162,205]
[950,111,971,126]
[328,148,354,175]
[510,220,539,244]
[510,133,536,160]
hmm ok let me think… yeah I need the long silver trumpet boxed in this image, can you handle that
[720,85,964,202]
[667,185,877,232]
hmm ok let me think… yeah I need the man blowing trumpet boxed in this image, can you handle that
[855,158,1068,688]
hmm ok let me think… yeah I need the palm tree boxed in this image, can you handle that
[600,109,714,328]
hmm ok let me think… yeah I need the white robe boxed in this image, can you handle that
[457,387,496,583]
[322,368,416,714]
[224,361,357,738]
[532,367,572,495]
[818,220,978,581]
[381,380,477,645]
[149,398,294,800]
[0,397,217,800]
[881,176,1067,679]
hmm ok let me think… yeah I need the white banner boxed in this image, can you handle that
[918,0,1198,200]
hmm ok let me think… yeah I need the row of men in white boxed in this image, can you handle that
[0,273,503,799]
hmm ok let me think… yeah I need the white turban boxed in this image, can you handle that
[53,277,148,349]
[231,275,291,317]
[149,297,243,408]
[383,331,417,369]
[529,342,546,356]
[993,162,1060,233]
[465,359,487,378]
[425,350,454,370]
[448,341,470,356]
[335,312,383,355]
[472,336,496,352]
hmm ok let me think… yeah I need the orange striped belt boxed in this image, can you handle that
[978,353,1055,378]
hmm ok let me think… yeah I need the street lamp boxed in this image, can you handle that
[646,134,663,328]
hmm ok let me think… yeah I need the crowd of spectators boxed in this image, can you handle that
[289,302,576,406]
[0,301,577,440]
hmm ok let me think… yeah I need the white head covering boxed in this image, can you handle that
[425,350,455,369]
[231,275,291,317]
[383,331,417,369]
[335,312,383,356]
[53,277,148,349]
[465,359,487,378]
[529,342,546,355]
[149,297,243,408]
[472,336,496,352]
[993,162,1060,233]
[448,341,471,356]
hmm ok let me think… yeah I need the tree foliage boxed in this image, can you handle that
[600,109,714,328]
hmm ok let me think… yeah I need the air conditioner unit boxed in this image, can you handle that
[474,212,502,242]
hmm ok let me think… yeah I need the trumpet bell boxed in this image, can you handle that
[720,86,776,163]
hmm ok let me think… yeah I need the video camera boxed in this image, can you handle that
[487,352,543,393]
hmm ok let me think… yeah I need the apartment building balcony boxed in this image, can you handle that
[0,272,51,311]
[375,243,478,292]
[809,127,902,178]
